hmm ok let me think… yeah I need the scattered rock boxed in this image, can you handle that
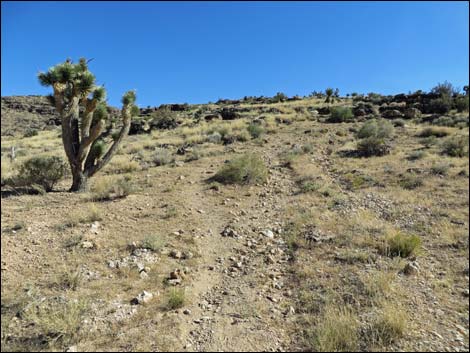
[131,291,154,305]
[403,261,420,276]
[261,229,274,239]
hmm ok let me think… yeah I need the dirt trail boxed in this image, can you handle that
[174,143,297,352]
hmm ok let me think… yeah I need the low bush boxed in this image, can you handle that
[328,107,354,123]
[212,153,268,185]
[357,137,391,157]
[152,148,175,166]
[247,123,264,138]
[441,136,469,157]
[417,127,450,138]
[356,119,393,139]
[17,155,67,192]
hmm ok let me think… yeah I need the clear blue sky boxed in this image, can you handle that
[2,1,469,107]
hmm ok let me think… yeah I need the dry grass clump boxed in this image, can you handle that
[90,175,135,201]
[309,305,359,352]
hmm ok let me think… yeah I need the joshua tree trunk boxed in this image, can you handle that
[70,168,87,192]
[38,58,137,192]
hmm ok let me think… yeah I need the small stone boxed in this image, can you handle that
[131,290,153,305]
[261,230,274,239]
[183,309,191,315]
[139,271,149,279]
[66,346,78,352]
[108,260,116,268]
[183,251,194,259]
[90,221,100,233]
[81,241,94,249]
[170,250,183,259]
[403,261,420,276]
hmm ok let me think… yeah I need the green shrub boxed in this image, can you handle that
[23,128,38,138]
[406,150,426,161]
[399,175,423,190]
[357,137,391,157]
[441,136,469,157]
[212,154,268,185]
[247,123,264,138]
[430,163,450,176]
[141,234,165,251]
[356,119,393,139]
[17,155,67,191]
[454,96,469,112]
[428,97,452,114]
[328,107,354,123]
[150,108,178,130]
[384,232,421,258]
[420,136,438,148]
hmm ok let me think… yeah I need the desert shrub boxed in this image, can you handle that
[311,306,358,352]
[17,155,67,192]
[90,176,134,201]
[206,131,222,144]
[212,153,268,185]
[328,107,354,123]
[393,119,406,127]
[432,115,469,128]
[420,136,438,148]
[271,92,288,103]
[141,234,165,251]
[108,156,140,174]
[399,175,423,189]
[152,148,175,166]
[166,288,185,310]
[417,127,450,138]
[430,163,450,175]
[23,128,38,138]
[384,232,421,258]
[428,97,452,114]
[150,108,178,130]
[441,136,469,157]
[296,177,321,194]
[357,137,391,157]
[406,150,426,161]
[454,96,469,112]
[356,119,393,139]
[431,81,458,97]
[247,123,264,138]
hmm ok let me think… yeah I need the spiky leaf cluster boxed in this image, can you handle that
[38,58,105,101]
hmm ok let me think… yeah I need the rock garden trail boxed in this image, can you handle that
[173,140,301,352]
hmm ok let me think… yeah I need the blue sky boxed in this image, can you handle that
[1,1,469,107]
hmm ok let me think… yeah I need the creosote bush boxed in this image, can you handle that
[212,153,268,185]
[17,155,68,192]
[356,119,393,139]
[328,106,354,123]
[441,136,469,157]
[356,119,394,157]
[417,127,450,138]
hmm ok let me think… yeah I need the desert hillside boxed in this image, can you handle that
[1,92,469,352]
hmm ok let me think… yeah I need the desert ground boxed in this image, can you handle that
[1,93,469,352]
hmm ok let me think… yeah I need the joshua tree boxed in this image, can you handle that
[38,58,138,191]
[325,88,334,103]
